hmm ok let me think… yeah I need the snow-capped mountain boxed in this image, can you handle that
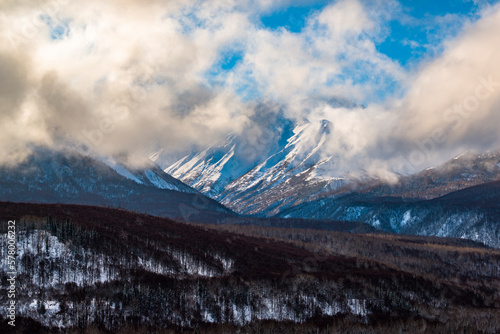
[330,151,500,200]
[0,147,233,222]
[278,180,500,248]
[271,151,500,248]
[165,118,347,216]
[217,119,346,216]
[163,135,251,198]
[163,106,296,199]
[165,125,500,247]
[97,155,196,193]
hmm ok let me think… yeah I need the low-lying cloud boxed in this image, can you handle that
[0,0,499,178]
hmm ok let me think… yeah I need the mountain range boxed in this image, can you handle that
[0,148,232,223]
[165,117,347,217]
[1,116,500,248]
[162,118,500,248]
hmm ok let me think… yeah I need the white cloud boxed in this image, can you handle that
[0,0,499,178]
[235,0,405,106]
[386,3,500,170]
[0,0,255,165]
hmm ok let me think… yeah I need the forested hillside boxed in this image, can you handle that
[1,202,499,333]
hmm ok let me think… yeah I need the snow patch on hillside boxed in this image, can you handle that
[401,210,413,227]
[97,156,143,184]
[145,170,178,190]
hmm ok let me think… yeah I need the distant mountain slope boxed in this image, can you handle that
[166,118,347,216]
[278,181,500,248]
[216,120,346,216]
[325,151,500,201]
[167,119,500,218]
[97,155,197,193]
[164,135,252,198]
[1,202,499,332]
[0,148,233,222]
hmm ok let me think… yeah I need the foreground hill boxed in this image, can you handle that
[1,202,499,333]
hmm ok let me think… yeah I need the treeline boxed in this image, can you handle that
[198,223,500,290]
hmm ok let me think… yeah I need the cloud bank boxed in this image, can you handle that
[0,0,499,177]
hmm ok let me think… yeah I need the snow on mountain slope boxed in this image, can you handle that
[164,126,500,247]
[164,137,246,197]
[6,202,498,332]
[278,181,500,248]
[98,155,196,193]
[165,119,347,216]
[0,147,233,221]
[217,119,346,216]
[320,150,500,201]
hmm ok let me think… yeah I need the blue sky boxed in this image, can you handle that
[260,2,328,33]
[258,0,498,67]
[201,0,497,106]
[379,0,499,65]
